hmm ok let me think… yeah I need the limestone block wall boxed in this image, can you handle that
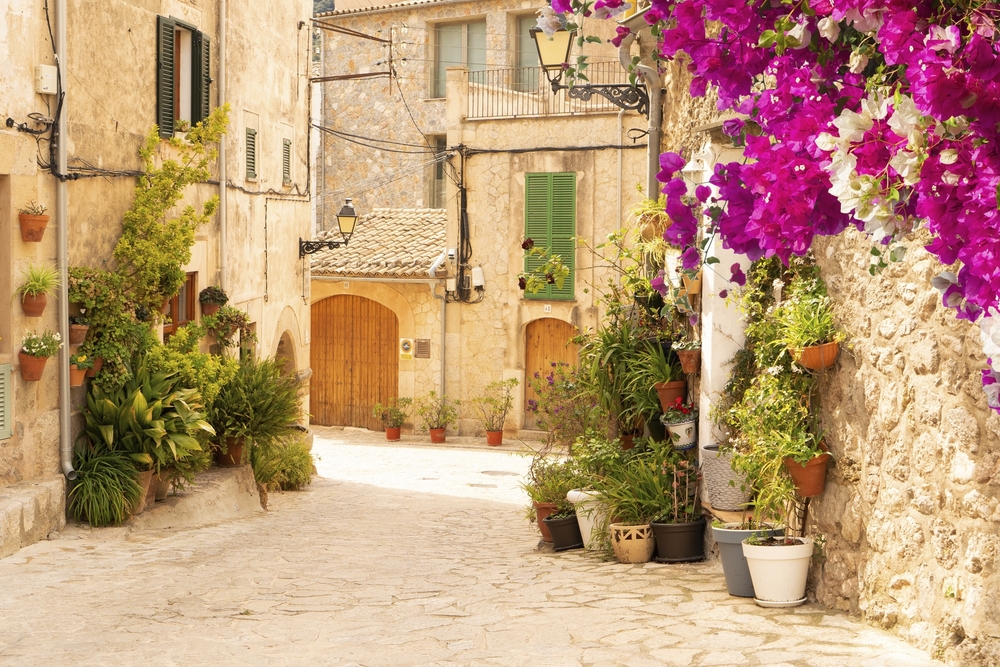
[809,230,1000,666]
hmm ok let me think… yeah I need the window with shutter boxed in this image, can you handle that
[0,363,11,440]
[523,172,576,301]
[192,31,211,124]
[156,16,211,137]
[282,139,292,185]
[156,16,177,138]
[246,128,257,180]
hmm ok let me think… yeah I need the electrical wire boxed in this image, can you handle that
[325,150,452,200]
[313,123,430,149]
[314,123,438,154]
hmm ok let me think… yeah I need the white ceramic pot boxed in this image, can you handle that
[666,419,697,450]
[566,489,606,550]
[742,537,814,607]
[609,523,655,564]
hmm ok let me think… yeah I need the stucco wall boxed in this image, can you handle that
[807,230,1000,665]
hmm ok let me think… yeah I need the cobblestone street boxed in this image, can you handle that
[0,428,941,667]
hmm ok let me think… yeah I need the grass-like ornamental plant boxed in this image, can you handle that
[210,354,302,451]
[17,262,59,298]
[776,276,844,349]
[372,397,412,429]
[68,446,142,527]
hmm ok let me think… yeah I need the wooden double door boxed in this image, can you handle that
[311,295,398,430]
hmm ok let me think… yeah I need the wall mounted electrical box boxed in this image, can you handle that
[35,65,57,95]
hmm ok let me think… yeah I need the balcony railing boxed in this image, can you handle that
[467,62,636,120]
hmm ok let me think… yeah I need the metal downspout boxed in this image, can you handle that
[218,0,227,291]
[431,285,446,394]
[56,0,75,480]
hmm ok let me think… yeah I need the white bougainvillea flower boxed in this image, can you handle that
[926,24,962,54]
[849,51,870,74]
[536,6,564,37]
[786,20,812,49]
[818,16,841,42]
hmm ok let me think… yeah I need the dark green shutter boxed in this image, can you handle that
[191,31,211,124]
[282,139,292,185]
[246,128,257,180]
[0,363,10,440]
[523,172,576,301]
[156,16,177,138]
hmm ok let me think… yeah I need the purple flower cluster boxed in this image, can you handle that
[550,0,1000,410]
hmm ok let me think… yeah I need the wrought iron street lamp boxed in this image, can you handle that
[530,27,650,117]
[299,198,358,257]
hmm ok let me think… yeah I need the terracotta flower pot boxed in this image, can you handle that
[154,470,173,501]
[533,501,558,542]
[784,451,832,497]
[215,437,247,466]
[69,364,87,387]
[201,302,221,317]
[132,469,155,515]
[620,433,635,450]
[18,352,48,381]
[18,213,49,242]
[677,348,701,374]
[385,426,402,441]
[654,381,687,411]
[429,427,446,443]
[485,430,503,446]
[791,341,840,370]
[21,293,47,317]
[85,356,104,377]
[609,523,656,564]
[69,324,89,344]
[681,270,702,296]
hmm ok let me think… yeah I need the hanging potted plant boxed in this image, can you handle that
[650,448,706,563]
[199,285,229,317]
[472,378,517,446]
[777,279,844,371]
[521,456,580,544]
[672,339,701,374]
[19,330,61,381]
[16,262,59,317]
[69,352,93,387]
[629,340,685,413]
[69,313,90,344]
[415,391,458,443]
[18,201,49,242]
[782,429,832,497]
[660,397,698,451]
[372,397,412,441]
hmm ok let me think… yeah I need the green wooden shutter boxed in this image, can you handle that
[282,139,292,185]
[0,364,11,440]
[246,128,257,180]
[191,31,211,124]
[156,16,177,138]
[548,173,576,300]
[524,173,551,300]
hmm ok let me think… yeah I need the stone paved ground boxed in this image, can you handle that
[0,427,942,667]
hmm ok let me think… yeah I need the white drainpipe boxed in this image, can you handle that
[218,0,227,291]
[56,0,75,480]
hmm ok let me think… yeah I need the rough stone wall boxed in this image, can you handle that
[810,230,1000,666]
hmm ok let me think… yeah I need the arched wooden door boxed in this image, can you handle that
[311,295,399,429]
[524,318,579,428]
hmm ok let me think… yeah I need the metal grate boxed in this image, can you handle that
[414,339,431,359]
[467,62,634,120]
[246,128,257,180]
[0,364,11,440]
[282,139,292,185]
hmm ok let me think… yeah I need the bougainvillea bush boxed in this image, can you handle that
[544,0,1000,410]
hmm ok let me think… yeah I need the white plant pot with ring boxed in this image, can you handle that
[665,418,697,451]
[742,537,814,607]
[566,489,606,550]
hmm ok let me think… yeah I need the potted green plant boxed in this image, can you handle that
[199,285,229,317]
[630,341,685,413]
[672,338,701,374]
[649,448,706,563]
[16,262,59,317]
[777,278,844,370]
[660,396,698,450]
[203,305,254,347]
[69,312,90,344]
[521,455,581,546]
[592,450,664,564]
[578,322,651,448]
[414,391,458,443]
[19,330,61,381]
[69,352,93,387]
[372,397,412,441]
[472,378,517,445]
[67,445,143,527]
[18,201,49,242]
[209,355,301,466]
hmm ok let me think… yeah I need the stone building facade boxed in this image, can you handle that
[1,0,313,556]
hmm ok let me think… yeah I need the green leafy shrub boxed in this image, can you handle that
[251,440,314,492]
[521,456,581,514]
[472,379,518,432]
[372,397,412,429]
[144,324,238,408]
[414,391,459,430]
[198,285,228,305]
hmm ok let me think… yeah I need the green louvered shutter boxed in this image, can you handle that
[524,172,575,300]
[246,128,257,180]
[191,31,211,124]
[156,16,177,138]
[0,364,11,440]
[548,173,576,300]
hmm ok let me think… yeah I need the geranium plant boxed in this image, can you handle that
[660,396,697,426]
[22,330,61,358]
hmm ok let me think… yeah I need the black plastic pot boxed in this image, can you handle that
[651,516,706,563]
[712,523,785,597]
[543,514,584,552]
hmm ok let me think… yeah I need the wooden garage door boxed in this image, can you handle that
[311,295,399,430]
[524,318,579,427]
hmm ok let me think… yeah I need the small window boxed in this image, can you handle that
[282,139,292,185]
[246,128,258,181]
[163,273,197,339]
[433,20,487,98]
[156,15,211,138]
[513,15,540,92]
